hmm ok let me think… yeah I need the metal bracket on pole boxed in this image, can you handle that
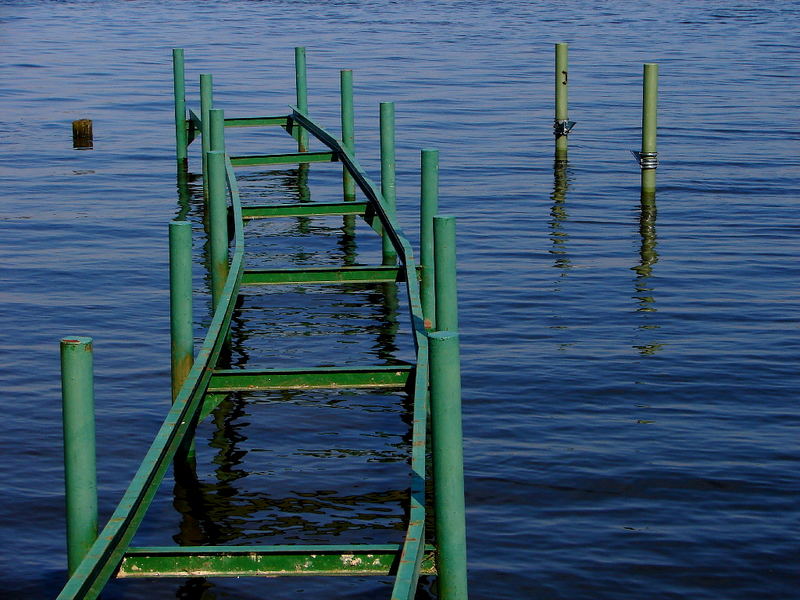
[631,150,658,169]
[553,119,576,137]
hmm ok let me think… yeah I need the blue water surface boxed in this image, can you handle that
[1,1,798,598]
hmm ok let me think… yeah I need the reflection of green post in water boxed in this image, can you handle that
[172,48,187,170]
[380,102,398,266]
[430,331,468,600]
[420,149,439,330]
[554,43,572,161]
[60,336,98,575]
[640,63,658,194]
[340,69,355,202]
[549,158,572,272]
[295,47,309,152]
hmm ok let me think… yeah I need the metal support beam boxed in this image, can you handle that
[242,265,403,285]
[230,151,336,167]
[224,116,289,128]
[241,201,367,220]
[118,545,437,578]
[208,365,413,392]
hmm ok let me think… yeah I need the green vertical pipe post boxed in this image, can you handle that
[641,63,658,194]
[207,150,229,308]
[295,47,308,152]
[433,215,458,332]
[169,221,194,401]
[429,331,468,600]
[420,148,439,330]
[209,108,225,153]
[380,102,397,265]
[200,74,213,193]
[172,48,187,169]
[555,42,569,160]
[60,336,98,575]
[340,69,356,202]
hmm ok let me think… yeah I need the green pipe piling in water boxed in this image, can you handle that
[209,108,225,153]
[60,336,98,575]
[295,47,309,152]
[641,63,658,194]
[380,102,397,265]
[429,331,468,600]
[207,150,229,308]
[433,215,458,332]
[169,221,194,401]
[200,74,213,191]
[340,69,356,202]
[555,42,569,160]
[172,48,187,168]
[420,148,439,330]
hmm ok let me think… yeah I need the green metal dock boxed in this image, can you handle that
[56,48,467,599]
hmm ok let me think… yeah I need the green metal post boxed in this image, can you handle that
[641,63,658,194]
[169,221,194,401]
[554,42,569,160]
[295,47,308,152]
[200,74,213,192]
[172,48,187,169]
[429,331,468,600]
[340,69,355,202]
[209,108,225,153]
[207,150,229,308]
[60,336,98,575]
[433,215,458,332]
[420,149,439,330]
[380,102,397,265]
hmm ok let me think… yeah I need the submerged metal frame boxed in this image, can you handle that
[57,54,435,600]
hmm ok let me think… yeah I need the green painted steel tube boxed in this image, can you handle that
[380,102,397,265]
[340,69,355,201]
[60,336,98,575]
[641,63,658,193]
[420,149,439,330]
[295,47,308,152]
[169,221,194,401]
[433,215,458,332]
[200,74,213,191]
[172,48,187,167]
[429,331,468,600]
[207,151,229,307]
[209,108,225,153]
[555,42,569,159]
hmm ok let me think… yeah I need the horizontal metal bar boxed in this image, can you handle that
[224,115,289,127]
[118,544,436,578]
[230,151,336,166]
[241,201,368,220]
[242,265,404,285]
[208,365,413,392]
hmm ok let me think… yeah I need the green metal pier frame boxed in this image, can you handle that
[56,48,467,600]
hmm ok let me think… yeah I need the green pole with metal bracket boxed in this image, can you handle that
[429,330,468,600]
[295,47,309,152]
[434,215,458,332]
[169,221,193,401]
[640,63,658,194]
[200,73,213,194]
[380,102,397,265]
[60,336,98,575]
[207,150,229,308]
[209,108,225,153]
[420,149,439,330]
[555,43,570,160]
[340,69,355,201]
[172,48,187,169]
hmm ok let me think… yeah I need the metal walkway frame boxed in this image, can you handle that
[56,48,467,599]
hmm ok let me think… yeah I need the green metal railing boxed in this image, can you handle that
[57,48,468,600]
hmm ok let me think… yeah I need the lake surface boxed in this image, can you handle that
[1,1,798,598]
